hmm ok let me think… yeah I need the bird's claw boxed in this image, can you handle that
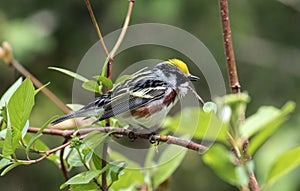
[128,131,137,141]
[149,132,159,145]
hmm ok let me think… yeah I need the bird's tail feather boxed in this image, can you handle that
[50,108,98,125]
[51,113,76,125]
[51,95,109,125]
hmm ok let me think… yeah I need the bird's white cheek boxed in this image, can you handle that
[178,82,189,98]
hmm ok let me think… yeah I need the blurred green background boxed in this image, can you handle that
[0,0,300,190]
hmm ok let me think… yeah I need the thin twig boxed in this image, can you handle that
[109,0,134,59]
[248,170,261,191]
[10,59,71,114]
[101,142,108,191]
[23,141,71,164]
[219,0,241,94]
[84,0,109,56]
[60,138,69,181]
[106,0,135,80]
[188,86,205,106]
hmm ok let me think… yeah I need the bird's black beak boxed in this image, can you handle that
[188,74,200,81]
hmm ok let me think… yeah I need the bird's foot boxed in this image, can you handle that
[128,130,137,142]
[149,131,159,145]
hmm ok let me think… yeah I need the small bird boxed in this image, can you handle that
[51,59,199,132]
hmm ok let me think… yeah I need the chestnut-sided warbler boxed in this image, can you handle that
[51,59,199,132]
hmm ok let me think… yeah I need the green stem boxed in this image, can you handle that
[76,148,90,170]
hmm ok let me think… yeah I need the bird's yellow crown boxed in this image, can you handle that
[167,59,189,74]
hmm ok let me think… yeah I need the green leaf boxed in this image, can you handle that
[264,145,300,190]
[25,116,56,157]
[221,93,250,106]
[0,158,12,171]
[83,131,110,156]
[162,108,228,144]
[109,150,142,170]
[2,107,13,157]
[34,82,50,95]
[216,93,250,131]
[67,132,109,168]
[21,120,29,138]
[92,153,103,170]
[108,162,127,184]
[7,77,35,149]
[70,182,99,191]
[82,80,100,93]
[241,107,281,138]
[93,76,113,89]
[48,67,88,82]
[61,168,109,189]
[109,151,144,190]
[67,149,85,167]
[0,162,22,176]
[244,102,295,155]
[60,170,101,189]
[152,143,188,188]
[5,78,35,154]
[242,101,295,138]
[0,77,22,109]
[23,133,49,152]
[202,144,239,185]
[110,169,143,191]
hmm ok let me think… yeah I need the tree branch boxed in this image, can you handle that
[84,0,109,56]
[27,127,207,153]
[10,60,71,114]
[219,0,241,94]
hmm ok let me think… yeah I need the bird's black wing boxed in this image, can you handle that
[97,79,169,121]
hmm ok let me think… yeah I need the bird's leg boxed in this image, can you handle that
[140,124,160,145]
[129,124,161,145]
